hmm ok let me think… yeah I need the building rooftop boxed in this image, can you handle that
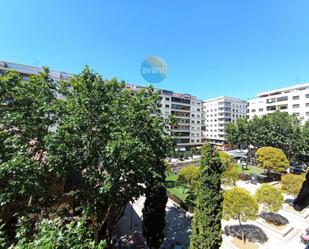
[203,96,247,103]
[257,82,309,97]
[0,60,72,80]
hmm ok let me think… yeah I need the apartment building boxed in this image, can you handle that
[248,83,309,123]
[202,96,247,145]
[125,84,203,149]
[0,60,71,81]
[160,90,203,149]
[1,60,204,150]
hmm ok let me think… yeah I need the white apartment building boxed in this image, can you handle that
[0,60,71,81]
[159,90,203,148]
[126,84,203,149]
[202,96,247,145]
[248,83,309,123]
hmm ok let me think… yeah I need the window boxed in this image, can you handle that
[293,104,300,108]
[165,97,170,101]
[277,96,288,102]
[306,103,309,107]
[165,104,169,108]
[258,108,263,112]
[251,109,256,113]
[306,112,309,116]
[306,94,309,98]
[293,95,300,100]
[266,106,276,111]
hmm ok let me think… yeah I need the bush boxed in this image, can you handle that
[281,173,305,197]
[14,216,106,249]
[259,212,289,226]
[256,147,289,173]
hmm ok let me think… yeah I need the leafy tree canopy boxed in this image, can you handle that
[256,146,289,173]
[281,174,305,198]
[256,184,284,212]
[225,112,304,159]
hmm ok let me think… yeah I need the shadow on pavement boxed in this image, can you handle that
[161,204,191,249]
[224,224,269,244]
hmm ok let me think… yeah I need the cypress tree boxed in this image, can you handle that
[190,144,224,249]
[142,180,168,249]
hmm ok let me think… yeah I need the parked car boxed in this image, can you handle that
[289,162,307,174]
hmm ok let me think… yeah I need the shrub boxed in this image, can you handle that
[14,216,106,249]
[281,173,305,197]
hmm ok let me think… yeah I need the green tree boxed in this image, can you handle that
[223,187,259,242]
[256,146,289,173]
[226,112,304,159]
[281,174,305,198]
[0,67,171,246]
[177,164,200,191]
[218,151,234,169]
[190,144,224,249]
[256,184,284,212]
[142,179,168,249]
[221,164,239,186]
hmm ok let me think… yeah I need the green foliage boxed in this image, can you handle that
[225,112,304,159]
[0,221,7,249]
[14,216,106,249]
[281,174,305,197]
[223,187,259,241]
[0,67,171,245]
[256,184,284,212]
[218,151,234,170]
[256,146,289,173]
[163,160,172,175]
[0,155,45,206]
[177,165,200,190]
[221,164,239,186]
[142,181,168,249]
[190,144,224,249]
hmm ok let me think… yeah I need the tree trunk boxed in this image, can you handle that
[238,215,245,243]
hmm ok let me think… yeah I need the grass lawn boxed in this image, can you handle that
[236,164,264,176]
[165,174,189,201]
[166,174,178,182]
[168,186,189,202]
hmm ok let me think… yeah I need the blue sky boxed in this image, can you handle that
[1,1,309,100]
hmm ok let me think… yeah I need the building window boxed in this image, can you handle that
[266,106,276,111]
[251,109,256,113]
[306,112,309,116]
[294,112,300,116]
[293,104,300,108]
[293,95,300,100]
[165,97,170,101]
[306,94,309,98]
[306,103,309,107]
[165,104,169,108]
[277,96,288,101]
[258,108,263,112]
